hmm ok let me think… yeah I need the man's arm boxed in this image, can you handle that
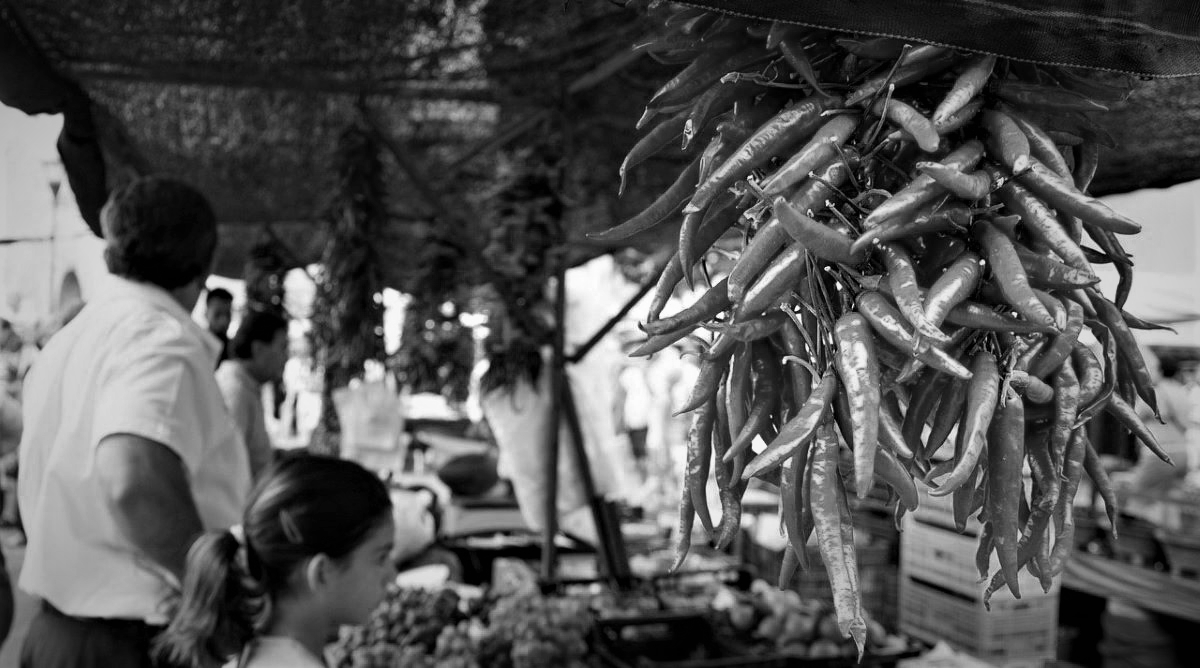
[95,434,204,583]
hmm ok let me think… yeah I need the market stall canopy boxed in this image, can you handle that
[3,0,1200,290]
[0,0,685,290]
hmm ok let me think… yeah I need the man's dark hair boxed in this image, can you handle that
[101,177,217,290]
[206,288,234,306]
[230,309,288,360]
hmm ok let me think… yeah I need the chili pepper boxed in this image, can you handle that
[993,80,1110,113]
[926,376,968,460]
[1045,428,1086,574]
[981,109,1032,173]
[726,342,783,459]
[835,36,908,60]
[647,195,743,321]
[644,278,732,337]
[875,243,945,342]
[1073,322,1119,426]
[972,221,1057,329]
[933,54,995,125]
[670,476,696,572]
[879,394,915,460]
[678,346,733,414]
[1082,246,1112,265]
[856,291,973,379]
[810,424,868,649]
[740,371,837,477]
[850,200,969,257]
[778,545,800,589]
[620,110,688,194]
[628,326,696,358]
[1105,394,1173,465]
[728,156,854,301]
[832,313,882,497]
[986,386,1025,599]
[1122,309,1176,333]
[863,140,984,228]
[773,197,864,265]
[1083,438,1120,538]
[1013,244,1099,289]
[650,45,769,112]
[873,97,940,152]
[901,367,951,461]
[1030,299,1084,379]
[1035,289,1069,331]
[1034,524,1054,593]
[992,173,1093,272]
[924,251,984,328]
[779,322,814,405]
[781,428,813,573]
[726,343,752,439]
[1084,223,1134,266]
[944,301,1056,334]
[1017,159,1141,234]
[1114,261,1134,310]
[1071,342,1104,407]
[975,521,995,580]
[931,351,1000,497]
[706,311,789,342]
[761,114,860,196]
[735,244,809,321]
[1066,289,1099,319]
[683,79,758,150]
[1073,141,1101,193]
[593,158,700,242]
[1088,290,1159,418]
[686,95,843,215]
[889,98,984,143]
[712,385,744,550]
[875,444,919,510]
[685,397,718,540]
[1008,111,1072,179]
[948,444,978,530]
[1050,361,1081,470]
[915,161,992,199]
[845,48,959,106]
[778,34,833,97]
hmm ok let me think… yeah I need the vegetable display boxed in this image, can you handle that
[603,4,1160,656]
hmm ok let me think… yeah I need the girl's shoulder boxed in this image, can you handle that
[224,637,328,668]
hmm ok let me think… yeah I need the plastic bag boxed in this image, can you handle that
[481,351,621,545]
[332,380,406,473]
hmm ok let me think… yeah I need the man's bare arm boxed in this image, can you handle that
[95,434,204,583]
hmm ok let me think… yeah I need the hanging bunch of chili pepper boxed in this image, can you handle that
[598,4,1166,656]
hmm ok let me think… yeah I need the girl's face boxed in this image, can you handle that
[328,515,396,626]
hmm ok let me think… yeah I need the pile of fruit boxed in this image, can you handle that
[328,585,593,668]
[710,580,907,659]
[602,2,1165,654]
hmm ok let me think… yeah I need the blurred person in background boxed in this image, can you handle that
[216,309,289,480]
[615,334,652,487]
[1118,348,1194,517]
[204,286,234,366]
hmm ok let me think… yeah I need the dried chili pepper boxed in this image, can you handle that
[932,351,1000,496]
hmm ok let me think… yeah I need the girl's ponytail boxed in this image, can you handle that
[153,529,265,668]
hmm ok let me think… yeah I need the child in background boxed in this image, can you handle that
[155,454,396,668]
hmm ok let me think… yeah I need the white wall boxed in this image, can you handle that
[0,105,105,331]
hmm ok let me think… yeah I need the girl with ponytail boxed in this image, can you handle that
[155,454,395,667]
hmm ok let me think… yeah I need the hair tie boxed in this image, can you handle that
[279,509,304,545]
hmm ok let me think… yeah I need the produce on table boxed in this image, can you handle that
[710,579,907,659]
[329,585,593,668]
[604,3,1156,655]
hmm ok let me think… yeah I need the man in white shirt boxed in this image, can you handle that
[216,308,289,480]
[17,177,251,668]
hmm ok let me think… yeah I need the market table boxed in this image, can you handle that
[1062,552,1200,624]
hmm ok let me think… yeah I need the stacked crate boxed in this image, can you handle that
[899,484,1059,667]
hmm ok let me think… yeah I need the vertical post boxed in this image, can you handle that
[541,267,566,581]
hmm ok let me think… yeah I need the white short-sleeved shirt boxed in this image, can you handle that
[216,360,274,480]
[225,637,327,668]
[17,275,251,622]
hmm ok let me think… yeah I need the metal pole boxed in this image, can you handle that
[540,267,566,582]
